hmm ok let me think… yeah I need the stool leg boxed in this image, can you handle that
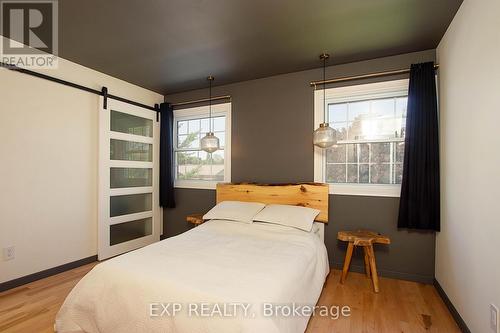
[367,245,379,293]
[363,247,371,278]
[340,242,354,284]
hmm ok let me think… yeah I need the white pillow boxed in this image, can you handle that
[253,204,320,232]
[203,201,266,224]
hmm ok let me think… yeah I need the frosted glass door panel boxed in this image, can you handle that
[110,139,152,161]
[111,110,153,137]
[110,218,152,245]
[110,193,152,217]
[110,168,152,188]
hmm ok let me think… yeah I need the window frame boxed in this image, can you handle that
[173,102,231,190]
[313,79,409,197]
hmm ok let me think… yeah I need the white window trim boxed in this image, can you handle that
[314,79,409,197]
[173,102,231,190]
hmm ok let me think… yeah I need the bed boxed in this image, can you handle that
[55,183,330,333]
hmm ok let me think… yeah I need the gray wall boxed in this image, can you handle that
[164,49,436,283]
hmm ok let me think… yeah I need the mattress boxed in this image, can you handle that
[55,219,329,333]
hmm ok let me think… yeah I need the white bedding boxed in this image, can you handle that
[55,220,329,333]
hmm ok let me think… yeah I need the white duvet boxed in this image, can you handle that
[56,220,329,333]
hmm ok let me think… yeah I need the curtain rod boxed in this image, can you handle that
[309,64,439,87]
[170,95,231,108]
[0,62,160,114]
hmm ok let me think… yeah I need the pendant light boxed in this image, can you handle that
[313,53,336,148]
[200,75,220,153]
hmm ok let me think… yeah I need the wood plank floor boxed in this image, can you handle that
[306,271,460,333]
[0,263,460,333]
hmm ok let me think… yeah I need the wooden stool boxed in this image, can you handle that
[337,230,390,293]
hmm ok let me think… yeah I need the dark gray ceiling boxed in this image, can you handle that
[58,0,462,94]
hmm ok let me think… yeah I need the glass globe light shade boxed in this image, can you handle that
[200,132,220,153]
[313,123,336,148]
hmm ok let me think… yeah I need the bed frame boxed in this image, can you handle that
[216,183,329,240]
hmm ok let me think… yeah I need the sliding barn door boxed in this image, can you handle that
[98,98,160,260]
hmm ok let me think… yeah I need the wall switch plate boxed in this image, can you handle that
[3,246,15,261]
[491,304,499,333]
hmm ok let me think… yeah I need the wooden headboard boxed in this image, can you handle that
[216,183,329,223]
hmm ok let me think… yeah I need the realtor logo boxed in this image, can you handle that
[1,0,58,68]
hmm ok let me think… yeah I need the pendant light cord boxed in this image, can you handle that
[322,54,327,123]
[209,77,212,133]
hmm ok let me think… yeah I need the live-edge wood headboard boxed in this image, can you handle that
[216,183,329,223]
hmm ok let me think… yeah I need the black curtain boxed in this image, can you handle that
[398,62,440,231]
[159,102,176,208]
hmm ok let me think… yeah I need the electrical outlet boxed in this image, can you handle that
[3,246,15,261]
[491,304,499,333]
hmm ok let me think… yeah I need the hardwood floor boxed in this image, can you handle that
[0,263,460,333]
[0,263,98,333]
[306,271,460,333]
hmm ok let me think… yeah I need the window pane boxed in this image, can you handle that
[177,151,200,179]
[111,111,153,137]
[332,122,347,141]
[110,139,152,162]
[347,144,358,163]
[199,150,209,164]
[213,171,225,181]
[347,101,371,140]
[176,150,225,181]
[396,97,408,118]
[393,118,406,139]
[371,98,395,117]
[370,119,399,139]
[370,164,390,184]
[326,145,346,163]
[395,141,405,162]
[189,133,200,148]
[395,163,403,184]
[213,116,225,132]
[211,150,224,165]
[211,151,225,181]
[178,121,187,135]
[396,98,407,139]
[177,133,199,149]
[347,120,363,140]
[371,143,391,163]
[178,134,186,148]
[326,164,346,183]
[328,103,347,123]
[348,101,370,122]
[110,193,152,217]
[359,164,369,183]
[216,132,225,147]
[369,99,398,140]
[359,143,369,163]
[201,118,210,133]
[110,168,152,188]
[347,164,358,183]
[188,119,201,134]
[110,218,152,245]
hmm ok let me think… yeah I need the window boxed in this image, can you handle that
[314,79,408,197]
[173,102,231,189]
